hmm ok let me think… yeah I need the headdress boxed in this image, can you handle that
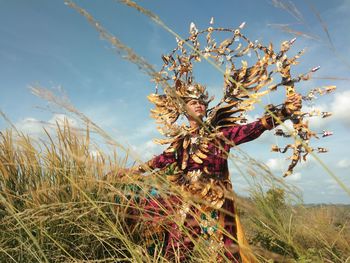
[148,18,335,177]
[177,83,210,104]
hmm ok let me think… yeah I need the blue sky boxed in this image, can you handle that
[1,0,350,204]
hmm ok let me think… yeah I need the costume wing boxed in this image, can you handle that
[206,101,244,129]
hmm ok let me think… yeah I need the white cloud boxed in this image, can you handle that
[83,103,123,128]
[302,104,330,130]
[48,114,78,128]
[15,114,79,138]
[266,157,285,172]
[331,90,350,127]
[285,172,302,181]
[231,181,251,196]
[244,113,260,123]
[279,119,294,132]
[132,121,158,140]
[337,158,350,168]
[327,181,344,191]
[264,155,312,176]
[130,139,165,162]
[16,117,45,136]
[324,175,350,192]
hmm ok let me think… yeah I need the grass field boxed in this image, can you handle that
[0,125,349,262]
[1,1,349,262]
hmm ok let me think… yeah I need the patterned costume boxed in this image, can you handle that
[142,116,277,262]
[131,21,296,262]
[127,20,333,262]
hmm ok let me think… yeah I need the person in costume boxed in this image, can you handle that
[117,21,332,262]
[132,82,301,262]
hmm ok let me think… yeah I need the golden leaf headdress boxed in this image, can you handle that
[148,19,335,177]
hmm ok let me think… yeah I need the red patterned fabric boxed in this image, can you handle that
[144,119,272,261]
[151,119,271,173]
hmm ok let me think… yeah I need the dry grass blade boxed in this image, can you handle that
[30,86,127,153]
[268,23,320,40]
[305,0,350,70]
[305,0,335,51]
[312,76,350,81]
[0,110,19,134]
[271,0,305,23]
[64,0,168,89]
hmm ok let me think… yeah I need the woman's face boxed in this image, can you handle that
[185,99,207,119]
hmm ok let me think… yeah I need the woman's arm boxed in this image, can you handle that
[106,148,176,177]
[221,117,273,146]
[222,94,302,146]
[137,147,177,172]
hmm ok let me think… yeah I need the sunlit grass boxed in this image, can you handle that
[1,0,349,262]
[0,122,349,262]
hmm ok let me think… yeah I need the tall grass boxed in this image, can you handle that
[0,123,349,262]
[0,123,232,262]
[0,125,155,262]
[242,187,350,262]
[1,1,349,261]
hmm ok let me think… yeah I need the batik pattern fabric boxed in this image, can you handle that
[138,118,273,262]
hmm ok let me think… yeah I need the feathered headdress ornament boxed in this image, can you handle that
[148,18,335,177]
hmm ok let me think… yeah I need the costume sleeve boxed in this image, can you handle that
[221,116,275,146]
[148,149,177,169]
